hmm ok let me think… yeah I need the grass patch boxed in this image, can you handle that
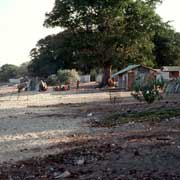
[94,108,180,127]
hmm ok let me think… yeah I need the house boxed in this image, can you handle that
[112,64,158,91]
[159,66,180,80]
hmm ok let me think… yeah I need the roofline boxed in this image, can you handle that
[112,64,158,77]
[161,66,180,72]
[112,65,140,78]
[140,64,159,73]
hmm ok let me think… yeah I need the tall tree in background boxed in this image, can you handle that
[154,24,180,66]
[18,62,29,77]
[43,0,162,85]
[28,31,77,77]
[0,64,19,82]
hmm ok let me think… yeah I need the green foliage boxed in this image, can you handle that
[47,74,58,86]
[57,69,80,84]
[165,78,180,94]
[132,76,164,104]
[0,64,19,82]
[93,108,180,127]
[17,62,29,77]
[28,31,77,77]
[154,24,180,66]
[90,69,98,82]
[31,0,164,80]
[29,0,179,81]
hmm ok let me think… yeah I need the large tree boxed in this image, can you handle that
[154,24,180,66]
[28,31,78,77]
[18,62,29,77]
[43,0,162,85]
[0,64,19,82]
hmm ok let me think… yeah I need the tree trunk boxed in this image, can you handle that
[101,63,112,86]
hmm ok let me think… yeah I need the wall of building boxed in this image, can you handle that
[96,74,103,83]
[80,75,91,83]
[9,78,21,84]
[157,72,168,80]
[169,71,179,79]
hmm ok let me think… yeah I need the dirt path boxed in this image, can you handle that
[0,119,180,179]
[0,87,123,163]
[0,88,179,163]
[0,104,91,162]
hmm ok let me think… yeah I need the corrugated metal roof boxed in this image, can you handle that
[162,66,180,72]
[112,64,140,78]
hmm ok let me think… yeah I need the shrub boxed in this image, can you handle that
[0,64,19,82]
[57,69,80,84]
[90,69,97,81]
[47,74,58,86]
[165,78,180,94]
[132,76,164,104]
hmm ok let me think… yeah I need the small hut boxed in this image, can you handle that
[160,66,180,80]
[112,64,158,91]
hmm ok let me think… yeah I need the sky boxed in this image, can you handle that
[0,0,61,66]
[157,0,180,31]
[0,0,179,66]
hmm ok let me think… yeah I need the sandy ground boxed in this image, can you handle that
[0,95,180,179]
[0,84,179,164]
[0,87,132,108]
[1,85,180,179]
[0,85,132,163]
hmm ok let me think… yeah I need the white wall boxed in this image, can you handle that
[96,74,103,82]
[157,72,169,80]
[80,75,91,83]
[9,78,21,84]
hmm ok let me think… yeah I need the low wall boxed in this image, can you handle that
[9,78,21,84]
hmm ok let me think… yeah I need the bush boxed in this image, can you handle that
[57,69,80,84]
[0,64,19,82]
[165,78,180,94]
[90,69,97,81]
[47,74,58,86]
[132,76,164,104]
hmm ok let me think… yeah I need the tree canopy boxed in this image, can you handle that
[29,0,180,84]
[0,64,19,82]
[28,31,80,77]
[44,0,162,69]
[153,24,180,66]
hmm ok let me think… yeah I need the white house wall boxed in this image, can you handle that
[9,78,21,84]
[157,72,169,80]
[80,75,91,83]
[96,74,103,82]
